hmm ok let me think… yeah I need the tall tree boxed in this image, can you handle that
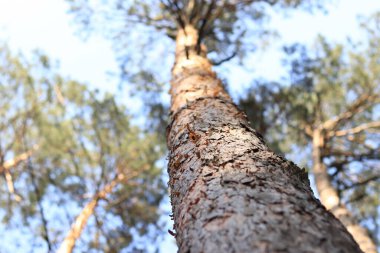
[240,21,380,252]
[166,15,360,253]
[66,1,364,252]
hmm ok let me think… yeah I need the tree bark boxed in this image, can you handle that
[312,129,377,253]
[57,174,123,253]
[167,25,362,253]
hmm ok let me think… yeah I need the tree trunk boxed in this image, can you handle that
[57,175,123,253]
[312,129,377,253]
[166,25,362,253]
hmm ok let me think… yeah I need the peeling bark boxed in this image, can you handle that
[167,25,362,253]
[312,130,377,253]
[57,174,123,253]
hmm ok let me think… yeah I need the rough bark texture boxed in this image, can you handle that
[167,25,363,253]
[57,175,123,253]
[312,130,377,253]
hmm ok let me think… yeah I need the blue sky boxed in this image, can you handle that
[1,0,380,252]
[0,0,118,92]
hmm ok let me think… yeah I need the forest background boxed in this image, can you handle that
[0,0,379,252]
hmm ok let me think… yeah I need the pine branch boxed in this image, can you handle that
[342,175,380,191]
[196,0,216,54]
[3,170,22,202]
[54,85,66,105]
[331,121,380,138]
[322,93,379,131]
[57,169,140,253]
[0,145,39,173]
[57,174,123,253]
[167,0,187,29]
[0,147,34,202]
[322,148,379,160]
[211,51,237,65]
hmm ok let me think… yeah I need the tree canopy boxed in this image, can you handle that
[0,44,166,252]
[64,0,328,140]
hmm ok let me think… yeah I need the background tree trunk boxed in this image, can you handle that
[57,175,123,253]
[312,130,377,253]
[167,25,362,253]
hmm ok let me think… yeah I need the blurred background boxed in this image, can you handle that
[0,0,379,252]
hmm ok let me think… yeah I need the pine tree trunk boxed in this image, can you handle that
[312,130,377,253]
[57,175,122,253]
[167,25,363,253]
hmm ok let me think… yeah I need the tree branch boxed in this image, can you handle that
[57,169,140,253]
[4,170,22,202]
[0,145,39,174]
[322,93,379,131]
[166,0,187,29]
[211,51,237,65]
[331,121,380,138]
[57,174,122,253]
[54,85,66,106]
[322,148,379,161]
[342,175,380,191]
[186,0,197,23]
[346,192,366,204]
[196,0,216,54]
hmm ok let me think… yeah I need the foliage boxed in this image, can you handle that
[66,0,322,57]
[64,0,327,137]
[0,45,166,252]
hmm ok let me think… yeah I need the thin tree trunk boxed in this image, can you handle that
[167,25,362,253]
[57,174,124,253]
[312,129,377,253]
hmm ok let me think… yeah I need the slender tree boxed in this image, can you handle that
[66,1,365,252]
[58,173,123,253]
